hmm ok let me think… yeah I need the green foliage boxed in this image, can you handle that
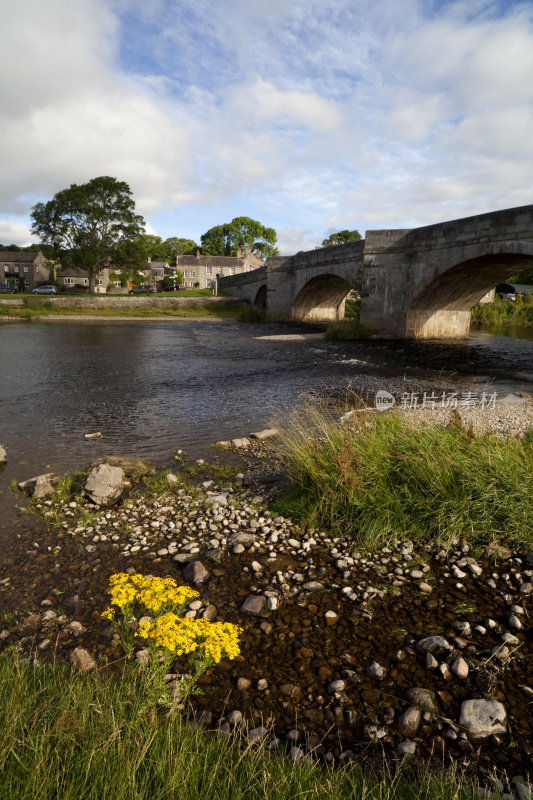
[470,296,533,328]
[30,176,145,292]
[321,229,362,247]
[273,408,533,552]
[201,217,278,259]
[163,237,197,258]
[325,319,372,340]
[237,305,266,323]
[0,652,475,800]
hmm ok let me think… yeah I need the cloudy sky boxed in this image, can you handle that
[1,0,532,254]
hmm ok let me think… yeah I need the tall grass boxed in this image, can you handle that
[238,305,266,323]
[0,654,473,800]
[273,408,533,551]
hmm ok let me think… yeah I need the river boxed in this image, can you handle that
[0,319,532,540]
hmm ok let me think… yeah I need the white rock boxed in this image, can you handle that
[459,699,507,739]
[451,657,469,679]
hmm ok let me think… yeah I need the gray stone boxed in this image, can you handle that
[183,560,209,584]
[227,710,243,726]
[18,473,59,499]
[90,456,156,477]
[173,553,194,564]
[84,464,124,507]
[367,661,386,680]
[397,741,417,757]
[232,438,250,448]
[247,727,268,742]
[302,581,325,591]
[205,493,228,506]
[397,706,421,737]
[519,582,532,595]
[166,473,179,485]
[250,428,279,440]
[459,699,507,739]
[70,647,96,671]
[228,532,256,546]
[364,723,387,740]
[84,432,102,439]
[202,604,217,621]
[451,657,469,679]
[416,635,450,654]
[404,687,438,713]
[240,595,266,615]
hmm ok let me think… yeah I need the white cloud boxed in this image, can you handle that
[1,0,533,250]
[0,220,34,247]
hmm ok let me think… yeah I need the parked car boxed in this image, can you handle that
[32,285,57,295]
[0,284,18,293]
[128,284,156,294]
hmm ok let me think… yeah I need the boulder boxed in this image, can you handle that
[228,532,256,547]
[459,699,507,739]
[416,636,450,654]
[18,473,59,499]
[397,707,422,737]
[84,464,124,506]
[90,456,156,477]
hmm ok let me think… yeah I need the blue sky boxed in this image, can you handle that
[1,0,532,253]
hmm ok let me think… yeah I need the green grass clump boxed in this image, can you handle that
[273,408,533,551]
[0,653,474,800]
[325,319,373,340]
[237,305,266,323]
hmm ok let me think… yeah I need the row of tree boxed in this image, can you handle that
[23,175,362,293]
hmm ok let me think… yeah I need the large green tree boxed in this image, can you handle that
[201,216,278,259]
[321,229,362,247]
[30,176,145,293]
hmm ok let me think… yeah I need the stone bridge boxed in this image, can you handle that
[219,205,533,338]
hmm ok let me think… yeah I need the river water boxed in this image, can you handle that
[0,319,532,540]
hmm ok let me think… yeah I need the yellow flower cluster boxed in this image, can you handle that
[138,614,242,663]
[101,573,199,620]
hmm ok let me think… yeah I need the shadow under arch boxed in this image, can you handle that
[406,244,533,338]
[291,274,353,322]
[254,285,267,311]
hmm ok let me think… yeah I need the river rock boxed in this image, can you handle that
[397,741,417,758]
[367,661,387,680]
[240,595,266,615]
[70,647,96,671]
[249,428,279,440]
[416,636,450,654]
[84,432,102,439]
[232,438,250,448]
[183,560,209,584]
[19,473,58,499]
[91,456,156,477]
[84,464,124,506]
[404,688,438,713]
[205,493,228,506]
[397,706,422,737]
[0,445,6,463]
[459,699,507,739]
[451,657,469,679]
[228,532,256,547]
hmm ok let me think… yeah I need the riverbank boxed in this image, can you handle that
[0,404,531,796]
[0,297,246,321]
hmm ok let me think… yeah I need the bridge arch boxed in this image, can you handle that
[254,284,267,311]
[291,274,352,322]
[406,241,533,338]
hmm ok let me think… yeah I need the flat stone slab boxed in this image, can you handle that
[84,464,124,507]
[249,428,279,440]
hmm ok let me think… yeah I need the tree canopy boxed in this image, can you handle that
[200,216,278,259]
[321,229,362,247]
[30,176,145,293]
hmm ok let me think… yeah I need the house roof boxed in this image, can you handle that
[177,255,246,267]
[0,251,40,262]
[57,266,89,277]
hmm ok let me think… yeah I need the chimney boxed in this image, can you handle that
[237,247,242,258]
[196,248,201,258]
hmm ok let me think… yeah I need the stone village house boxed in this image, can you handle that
[176,247,265,288]
[0,251,52,291]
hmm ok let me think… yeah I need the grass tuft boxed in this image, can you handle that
[0,652,475,800]
[237,305,266,323]
[325,319,373,340]
[272,406,533,551]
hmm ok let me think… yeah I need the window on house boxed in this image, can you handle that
[206,266,212,275]
[189,270,196,278]
[4,266,8,273]
[24,279,30,287]
[23,266,29,273]
[83,279,88,285]
[183,271,188,278]
[97,279,103,285]
[229,267,235,275]
[189,281,195,287]
[64,278,74,285]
